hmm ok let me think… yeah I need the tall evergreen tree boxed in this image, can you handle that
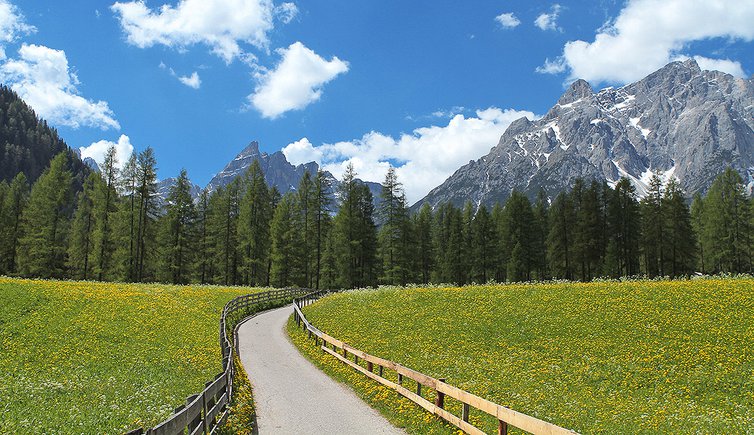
[91,145,119,281]
[640,174,665,277]
[134,148,158,281]
[238,161,271,286]
[67,173,99,279]
[18,153,73,278]
[414,203,434,284]
[531,189,550,280]
[702,168,752,273]
[690,193,706,274]
[270,193,303,287]
[377,167,411,285]
[312,170,333,289]
[297,171,316,287]
[0,173,28,273]
[504,191,534,281]
[195,189,211,283]
[608,178,641,277]
[547,191,575,280]
[158,169,197,284]
[662,178,696,276]
[114,153,139,281]
[471,205,496,283]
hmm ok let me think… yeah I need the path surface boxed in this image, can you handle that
[237,306,405,435]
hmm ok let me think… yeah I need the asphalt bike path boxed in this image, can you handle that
[237,306,405,435]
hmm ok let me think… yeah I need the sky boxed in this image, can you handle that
[1,0,753,203]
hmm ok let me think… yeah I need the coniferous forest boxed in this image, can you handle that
[1,143,753,288]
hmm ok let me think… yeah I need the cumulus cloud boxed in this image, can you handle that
[540,0,754,84]
[249,41,348,119]
[0,0,35,59]
[177,71,201,89]
[495,12,520,29]
[111,0,277,63]
[689,55,746,77]
[79,134,134,171]
[0,44,119,130]
[535,4,562,31]
[282,108,537,203]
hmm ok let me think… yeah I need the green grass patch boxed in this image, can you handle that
[0,277,257,433]
[291,279,754,433]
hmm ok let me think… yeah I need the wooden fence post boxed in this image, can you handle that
[435,379,445,409]
[498,419,508,435]
[187,394,201,431]
[462,403,470,422]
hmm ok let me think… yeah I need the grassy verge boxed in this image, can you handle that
[290,278,754,433]
[286,316,459,434]
[0,277,258,433]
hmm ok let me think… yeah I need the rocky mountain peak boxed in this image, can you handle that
[415,60,754,210]
[558,79,594,105]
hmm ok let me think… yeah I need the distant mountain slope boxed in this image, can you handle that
[0,85,89,187]
[415,59,754,209]
[205,140,382,202]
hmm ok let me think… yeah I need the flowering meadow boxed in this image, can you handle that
[291,278,754,434]
[0,277,254,433]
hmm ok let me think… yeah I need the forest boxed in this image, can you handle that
[0,143,752,288]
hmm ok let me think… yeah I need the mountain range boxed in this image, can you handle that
[414,59,754,209]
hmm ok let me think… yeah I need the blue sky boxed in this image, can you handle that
[1,0,753,202]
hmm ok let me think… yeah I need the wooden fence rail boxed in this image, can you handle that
[293,291,579,435]
[126,288,311,435]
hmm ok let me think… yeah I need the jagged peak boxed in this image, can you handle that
[558,79,593,105]
[239,140,261,157]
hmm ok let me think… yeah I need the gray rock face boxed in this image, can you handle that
[415,59,754,209]
[206,141,321,194]
[155,177,202,211]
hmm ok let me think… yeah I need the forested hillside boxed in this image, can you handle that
[0,86,89,188]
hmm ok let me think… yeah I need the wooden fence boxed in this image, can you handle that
[293,290,579,435]
[126,288,311,435]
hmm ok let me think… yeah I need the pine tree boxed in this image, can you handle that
[531,189,549,280]
[504,191,534,281]
[134,148,158,281]
[91,145,119,281]
[159,169,197,284]
[547,191,575,280]
[0,173,28,273]
[662,178,696,276]
[297,171,316,288]
[414,203,434,284]
[377,167,410,285]
[640,174,664,277]
[608,178,641,276]
[702,168,752,273]
[471,205,496,283]
[238,160,271,286]
[313,170,333,289]
[67,173,99,279]
[195,189,211,283]
[114,153,139,281]
[270,193,303,287]
[690,193,706,274]
[330,164,378,288]
[18,152,73,278]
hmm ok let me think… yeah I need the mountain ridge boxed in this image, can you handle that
[413,59,754,209]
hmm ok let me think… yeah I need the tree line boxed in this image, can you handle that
[1,147,752,288]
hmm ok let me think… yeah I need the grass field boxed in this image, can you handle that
[0,277,255,433]
[291,278,754,434]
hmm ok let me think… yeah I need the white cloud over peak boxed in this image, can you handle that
[111,0,278,63]
[249,41,348,119]
[282,107,537,203]
[540,0,754,84]
[689,55,746,78]
[177,71,201,89]
[535,4,562,31]
[80,134,134,171]
[0,44,119,130]
[495,12,520,29]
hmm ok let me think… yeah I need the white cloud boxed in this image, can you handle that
[0,0,35,59]
[535,57,566,74]
[111,0,277,63]
[282,107,537,203]
[80,134,134,171]
[495,12,520,29]
[275,2,298,24]
[0,44,119,130]
[249,41,348,119]
[178,71,201,89]
[690,55,746,77]
[542,0,754,84]
[535,4,562,31]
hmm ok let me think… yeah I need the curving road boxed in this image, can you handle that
[237,306,405,435]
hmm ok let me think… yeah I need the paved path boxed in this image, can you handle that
[237,306,405,435]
